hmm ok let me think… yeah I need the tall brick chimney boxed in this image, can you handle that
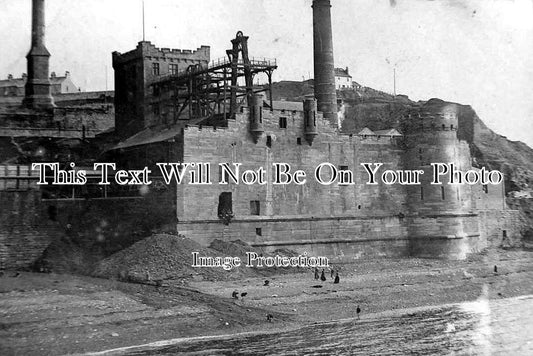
[312,0,337,125]
[23,0,55,110]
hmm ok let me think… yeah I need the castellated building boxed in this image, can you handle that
[112,42,210,138]
[108,88,515,260]
[0,0,519,270]
[104,0,517,261]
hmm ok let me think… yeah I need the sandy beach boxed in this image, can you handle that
[1,248,532,355]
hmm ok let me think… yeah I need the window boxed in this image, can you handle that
[250,200,260,215]
[217,192,232,217]
[297,137,302,145]
[256,228,262,236]
[169,63,179,75]
[152,62,160,76]
[152,104,160,115]
[266,135,272,148]
[47,205,57,221]
[279,117,287,129]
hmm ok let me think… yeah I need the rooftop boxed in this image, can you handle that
[0,72,72,88]
[334,67,351,78]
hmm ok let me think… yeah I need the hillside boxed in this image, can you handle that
[468,113,533,242]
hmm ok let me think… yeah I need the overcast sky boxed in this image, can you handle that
[1,0,532,147]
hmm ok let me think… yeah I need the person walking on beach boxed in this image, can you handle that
[356,305,361,319]
[320,269,326,281]
[330,268,334,279]
[314,267,319,280]
[334,271,340,284]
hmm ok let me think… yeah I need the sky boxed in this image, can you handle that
[1,0,532,147]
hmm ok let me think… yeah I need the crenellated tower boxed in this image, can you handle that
[249,93,265,143]
[403,99,483,259]
[303,98,318,145]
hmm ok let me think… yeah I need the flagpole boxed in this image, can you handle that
[393,67,396,96]
[104,65,108,104]
[142,0,145,41]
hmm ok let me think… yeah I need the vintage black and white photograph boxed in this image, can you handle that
[1,0,532,354]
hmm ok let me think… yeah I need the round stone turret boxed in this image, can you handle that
[303,98,318,145]
[249,93,264,142]
[403,99,482,260]
[413,99,459,132]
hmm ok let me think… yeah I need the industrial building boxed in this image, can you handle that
[107,0,517,260]
[0,0,520,270]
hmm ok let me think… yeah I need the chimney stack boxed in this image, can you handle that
[312,0,337,125]
[23,0,55,110]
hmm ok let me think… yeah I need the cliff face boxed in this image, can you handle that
[270,81,533,243]
[268,80,314,102]
[468,111,533,243]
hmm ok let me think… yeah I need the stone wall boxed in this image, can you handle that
[178,216,408,261]
[0,165,62,269]
[0,164,177,270]
[175,107,409,258]
[178,108,405,220]
[49,188,176,253]
[478,209,522,247]
[407,214,484,259]
[0,190,63,270]
[0,106,114,139]
[472,176,506,211]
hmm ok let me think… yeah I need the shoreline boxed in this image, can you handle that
[82,293,533,356]
[1,248,533,355]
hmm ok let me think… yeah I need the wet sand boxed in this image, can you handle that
[82,295,533,355]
